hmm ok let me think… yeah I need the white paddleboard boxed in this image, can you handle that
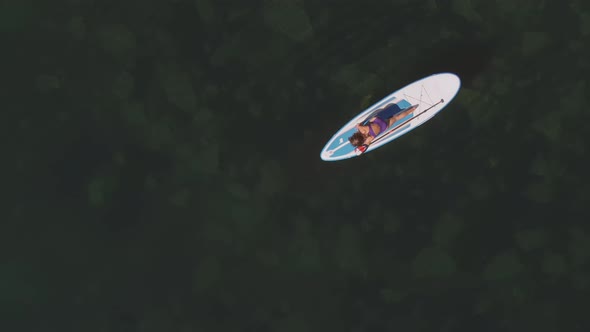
[320,72,461,161]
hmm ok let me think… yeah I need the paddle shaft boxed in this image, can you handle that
[370,99,444,146]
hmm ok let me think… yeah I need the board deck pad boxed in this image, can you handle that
[320,73,461,161]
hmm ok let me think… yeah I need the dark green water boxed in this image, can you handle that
[4,0,590,331]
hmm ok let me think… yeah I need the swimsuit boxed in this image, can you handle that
[368,103,403,137]
[368,117,388,137]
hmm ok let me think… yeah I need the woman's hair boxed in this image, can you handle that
[348,132,365,147]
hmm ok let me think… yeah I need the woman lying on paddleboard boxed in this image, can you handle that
[348,102,418,151]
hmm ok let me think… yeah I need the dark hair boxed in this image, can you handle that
[348,132,365,147]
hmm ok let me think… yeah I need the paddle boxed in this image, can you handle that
[331,99,445,157]
[368,98,444,147]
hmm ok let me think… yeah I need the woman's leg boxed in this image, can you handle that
[376,103,402,121]
[387,105,418,127]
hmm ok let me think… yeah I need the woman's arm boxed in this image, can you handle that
[356,117,376,128]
